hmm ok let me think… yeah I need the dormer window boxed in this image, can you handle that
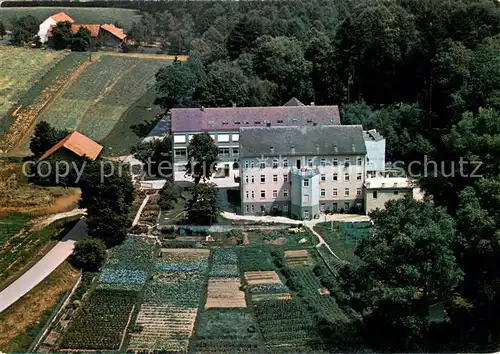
[306,119,313,123]
[277,120,284,124]
[291,119,297,124]
[270,146,274,154]
[291,146,296,154]
[222,121,229,125]
[254,121,261,124]
[207,120,215,126]
[244,120,249,124]
[234,120,240,125]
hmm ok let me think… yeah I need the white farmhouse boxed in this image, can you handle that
[38,12,75,43]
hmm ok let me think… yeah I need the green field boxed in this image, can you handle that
[0,7,140,30]
[0,214,31,246]
[36,53,170,155]
[0,46,65,122]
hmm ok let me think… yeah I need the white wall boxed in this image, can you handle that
[365,139,386,175]
[38,18,56,43]
[364,188,412,214]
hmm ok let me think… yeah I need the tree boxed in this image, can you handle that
[131,136,173,178]
[158,180,181,211]
[184,182,220,225]
[71,26,92,52]
[10,15,38,45]
[226,15,267,60]
[29,121,68,158]
[79,161,134,247]
[0,21,6,40]
[185,133,218,184]
[51,21,73,50]
[70,238,107,271]
[339,197,463,350]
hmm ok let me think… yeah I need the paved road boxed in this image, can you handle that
[0,219,87,313]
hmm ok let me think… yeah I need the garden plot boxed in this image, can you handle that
[238,247,274,272]
[0,46,64,122]
[209,248,239,277]
[128,305,197,352]
[38,54,169,144]
[285,249,313,268]
[205,278,246,309]
[244,271,282,285]
[244,270,291,302]
[59,289,136,350]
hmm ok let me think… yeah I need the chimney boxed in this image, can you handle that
[333,144,338,153]
[316,144,319,154]
[232,102,236,108]
[200,106,204,111]
[352,144,356,152]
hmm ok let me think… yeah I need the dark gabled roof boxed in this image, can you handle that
[364,129,384,142]
[283,97,305,106]
[170,105,341,133]
[239,125,366,157]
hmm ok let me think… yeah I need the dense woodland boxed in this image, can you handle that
[126,0,500,351]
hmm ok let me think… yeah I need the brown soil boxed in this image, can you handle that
[0,262,79,351]
[0,190,80,216]
[244,271,283,286]
[205,277,246,309]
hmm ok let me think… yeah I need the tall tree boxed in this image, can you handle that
[0,21,6,40]
[158,180,181,211]
[51,21,73,50]
[185,182,220,225]
[71,26,92,52]
[10,15,38,45]
[79,161,134,247]
[29,121,68,158]
[185,133,219,184]
[131,136,173,178]
[338,197,463,350]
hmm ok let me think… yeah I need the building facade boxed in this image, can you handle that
[239,125,367,219]
[363,177,414,213]
[170,102,341,184]
[364,129,386,177]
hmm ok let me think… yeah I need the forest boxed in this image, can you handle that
[124,0,500,351]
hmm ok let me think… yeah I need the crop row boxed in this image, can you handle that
[59,289,137,350]
[238,247,274,272]
[144,270,205,307]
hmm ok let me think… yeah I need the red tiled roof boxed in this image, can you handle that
[50,12,75,24]
[71,24,101,37]
[101,24,127,40]
[170,105,341,132]
[39,131,103,161]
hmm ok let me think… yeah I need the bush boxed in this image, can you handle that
[70,238,107,271]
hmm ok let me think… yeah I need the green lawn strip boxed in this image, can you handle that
[0,214,32,245]
[0,7,140,30]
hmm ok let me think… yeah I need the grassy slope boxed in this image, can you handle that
[0,7,140,30]
[0,261,79,352]
[0,214,32,245]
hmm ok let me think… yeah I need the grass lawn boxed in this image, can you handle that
[0,214,81,290]
[313,222,365,264]
[0,7,140,31]
[157,190,191,225]
[0,261,80,352]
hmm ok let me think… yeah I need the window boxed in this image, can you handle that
[217,134,229,142]
[251,205,255,212]
[344,157,351,166]
[174,149,187,157]
[232,148,239,155]
[244,160,249,169]
[303,179,309,187]
[250,160,255,168]
[284,189,289,197]
[234,120,241,125]
[273,190,278,198]
[394,191,399,195]
[320,158,326,167]
[333,173,338,181]
[251,175,254,183]
[345,202,350,210]
[333,158,338,166]
[320,174,326,181]
[344,188,350,197]
[333,203,338,211]
[222,121,228,125]
[304,194,310,202]
[174,135,186,144]
[357,173,362,181]
[218,148,230,156]
[260,175,266,183]
[333,188,338,197]
[284,174,288,182]
[232,134,239,142]
[255,121,261,124]
[246,191,249,199]
[306,118,313,123]
[344,173,350,181]
[373,191,378,199]
[260,161,266,169]
[304,210,309,218]
[260,190,265,199]
[245,175,248,183]
[272,159,278,168]
[283,159,289,168]
[296,159,300,168]
[356,188,362,196]
[321,189,326,197]
[283,204,288,212]
[320,203,326,211]
[277,119,284,124]
[251,191,255,199]
[357,156,362,166]
[245,205,250,212]
[308,158,313,167]
[292,119,298,124]
[273,175,278,182]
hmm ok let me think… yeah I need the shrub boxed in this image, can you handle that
[70,238,107,271]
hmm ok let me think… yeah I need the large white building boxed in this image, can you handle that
[38,12,75,43]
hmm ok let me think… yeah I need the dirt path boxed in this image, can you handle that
[103,52,188,61]
[132,195,149,226]
[0,190,81,216]
[7,59,91,155]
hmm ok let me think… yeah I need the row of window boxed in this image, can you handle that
[244,157,363,169]
[245,204,290,213]
[245,188,362,200]
[244,172,363,184]
[245,174,289,183]
[174,148,239,158]
[174,134,239,144]
[244,202,360,215]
